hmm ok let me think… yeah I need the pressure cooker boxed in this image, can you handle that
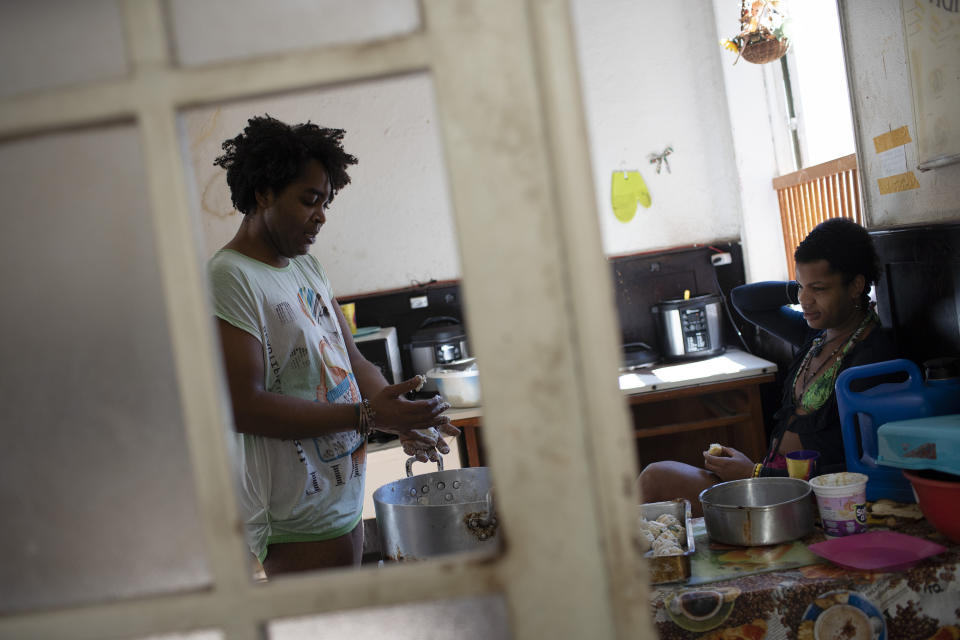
[651,293,725,361]
[408,316,469,391]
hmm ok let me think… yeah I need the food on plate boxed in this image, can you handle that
[638,513,686,557]
[656,513,679,527]
[637,530,653,553]
[656,543,684,556]
[705,443,725,456]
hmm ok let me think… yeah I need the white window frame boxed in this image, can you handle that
[0,1,652,638]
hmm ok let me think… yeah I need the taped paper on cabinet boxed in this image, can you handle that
[872,126,920,195]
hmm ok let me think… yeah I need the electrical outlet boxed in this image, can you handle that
[409,295,429,309]
[711,252,732,266]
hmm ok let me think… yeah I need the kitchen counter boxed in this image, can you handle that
[450,348,777,417]
[445,406,483,422]
[448,349,779,468]
[618,348,777,395]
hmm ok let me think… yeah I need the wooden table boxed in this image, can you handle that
[620,349,777,467]
[449,349,777,469]
[446,407,484,468]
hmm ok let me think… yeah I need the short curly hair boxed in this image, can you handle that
[214,114,358,215]
[795,217,879,308]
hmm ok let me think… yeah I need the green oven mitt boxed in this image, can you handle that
[611,170,651,223]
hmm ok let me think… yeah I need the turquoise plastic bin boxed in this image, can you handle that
[876,413,960,476]
[835,359,960,502]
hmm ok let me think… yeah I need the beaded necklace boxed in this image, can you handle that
[792,310,876,411]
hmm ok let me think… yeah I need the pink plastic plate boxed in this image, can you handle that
[808,531,947,572]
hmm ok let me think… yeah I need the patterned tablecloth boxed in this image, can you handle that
[649,517,960,640]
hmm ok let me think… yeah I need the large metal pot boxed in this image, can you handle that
[373,457,499,562]
[699,477,814,546]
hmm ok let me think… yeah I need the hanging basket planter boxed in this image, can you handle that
[740,34,790,64]
[721,0,790,65]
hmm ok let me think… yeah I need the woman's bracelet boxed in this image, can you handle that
[752,463,763,478]
[357,399,376,439]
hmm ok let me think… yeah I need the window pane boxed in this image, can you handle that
[0,0,129,99]
[788,0,857,167]
[179,72,459,295]
[268,594,511,639]
[179,73,497,574]
[0,124,211,614]
[167,0,421,67]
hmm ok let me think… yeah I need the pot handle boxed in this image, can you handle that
[405,454,444,477]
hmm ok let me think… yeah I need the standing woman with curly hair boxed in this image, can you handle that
[208,115,458,574]
[639,218,899,515]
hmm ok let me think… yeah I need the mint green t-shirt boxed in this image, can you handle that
[208,249,365,561]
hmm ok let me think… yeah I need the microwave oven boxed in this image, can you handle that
[354,326,404,384]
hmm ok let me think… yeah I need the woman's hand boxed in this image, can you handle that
[400,424,462,463]
[703,446,754,482]
[367,375,461,462]
[368,376,454,435]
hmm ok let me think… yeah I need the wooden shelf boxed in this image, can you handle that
[628,373,774,468]
[633,412,751,439]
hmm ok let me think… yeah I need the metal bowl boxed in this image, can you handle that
[699,477,814,546]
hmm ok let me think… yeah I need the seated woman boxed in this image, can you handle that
[638,218,898,515]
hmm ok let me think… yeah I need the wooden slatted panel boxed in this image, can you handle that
[772,154,862,277]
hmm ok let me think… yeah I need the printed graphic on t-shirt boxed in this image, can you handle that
[312,431,364,463]
[263,326,283,394]
[350,444,365,479]
[317,336,357,403]
[308,335,364,463]
[288,346,309,369]
[275,301,296,325]
[297,286,339,333]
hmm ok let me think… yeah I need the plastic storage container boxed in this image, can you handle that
[835,358,960,502]
[876,414,960,475]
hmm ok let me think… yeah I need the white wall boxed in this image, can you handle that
[569,0,742,256]
[182,0,752,295]
[180,73,462,297]
[840,0,960,227]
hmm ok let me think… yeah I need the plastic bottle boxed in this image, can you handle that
[835,358,960,502]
